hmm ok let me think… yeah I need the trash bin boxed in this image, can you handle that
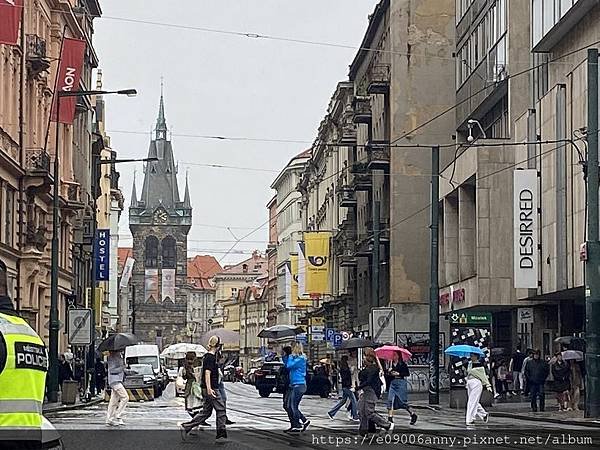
[61,380,79,405]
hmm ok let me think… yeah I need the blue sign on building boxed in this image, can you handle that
[333,333,343,348]
[296,333,308,345]
[95,229,110,281]
[325,328,335,342]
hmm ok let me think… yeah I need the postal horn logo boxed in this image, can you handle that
[308,256,327,267]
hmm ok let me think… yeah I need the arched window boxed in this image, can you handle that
[162,236,177,268]
[145,236,159,268]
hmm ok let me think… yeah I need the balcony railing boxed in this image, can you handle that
[337,185,356,208]
[367,64,390,95]
[25,148,51,174]
[365,140,390,171]
[352,96,372,124]
[26,35,50,78]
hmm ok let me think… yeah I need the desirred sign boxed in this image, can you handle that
[0,0,23,45]
[51,38,86,124]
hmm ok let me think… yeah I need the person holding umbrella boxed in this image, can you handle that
[384,350,417,425]
[465,352,491,426]
[106,350,129,426]
[356,348,393,436]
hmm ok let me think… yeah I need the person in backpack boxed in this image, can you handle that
[356,348,393,436]
[327,355,359,421]
[280,346,294,428]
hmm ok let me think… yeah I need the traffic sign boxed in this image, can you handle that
[325,328,335,341]
[341,331,350,341]
[369,307,396,344]
[333,333,343,348]
[67,308,92,345]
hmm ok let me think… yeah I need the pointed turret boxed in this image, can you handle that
[155,80,167,140]
[130,172,138,207]
[183,172,191,208]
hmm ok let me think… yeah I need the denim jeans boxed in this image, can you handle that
[387,378,409,410]
[290,384,307,428]
[283,387,294,425]
[529,382,545,411]
[329,387,358,419]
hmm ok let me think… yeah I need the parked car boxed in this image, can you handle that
[223,365,236,382]
[125,363,161,398]
[244,367,259,385]
[254,361,331,398]
[125,344,168,395]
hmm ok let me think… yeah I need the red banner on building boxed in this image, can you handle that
[51,38,86,124]
[0,0,23,45]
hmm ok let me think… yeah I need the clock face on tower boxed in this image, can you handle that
[153,208,168,224]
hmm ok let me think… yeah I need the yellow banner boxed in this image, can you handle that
[291,253,311,307]
[304,231,331,295]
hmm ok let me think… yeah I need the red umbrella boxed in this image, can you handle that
[374,345,412,361]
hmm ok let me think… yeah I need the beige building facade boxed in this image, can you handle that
[0,0,102,352]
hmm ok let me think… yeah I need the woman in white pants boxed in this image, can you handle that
[465,353,491,426]
[106,350,129,426]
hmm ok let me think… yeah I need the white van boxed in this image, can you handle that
[124,344,167,394]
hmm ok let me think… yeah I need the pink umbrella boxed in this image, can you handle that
[375,345,412,361]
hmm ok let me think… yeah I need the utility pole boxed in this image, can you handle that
[429,145,440,405]
[585,48,600,418]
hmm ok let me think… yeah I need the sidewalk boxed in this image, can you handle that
[43,396,104,414]
[407,391,600,428]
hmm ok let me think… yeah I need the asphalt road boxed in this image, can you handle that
[45,382,600,450]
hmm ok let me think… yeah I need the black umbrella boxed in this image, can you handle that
[257,325,304,340]
[97,332,138,352]
[339,337,377,350]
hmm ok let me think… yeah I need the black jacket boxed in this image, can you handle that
[357,366,382,398]
[525,358,549,384]
[389,361,409,379]
[340,366,352,389]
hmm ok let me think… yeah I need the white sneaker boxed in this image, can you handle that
[347,412,353,420]
[115,418,124,426]
[105,420,116,427]
[387,422,395,433]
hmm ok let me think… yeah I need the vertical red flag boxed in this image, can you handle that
[0,0,23,45]
[51,38,86,124]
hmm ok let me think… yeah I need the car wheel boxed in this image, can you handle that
[258,390,271,398]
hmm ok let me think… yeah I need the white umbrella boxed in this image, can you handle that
[160,343,207,359]
[561,350,584,361]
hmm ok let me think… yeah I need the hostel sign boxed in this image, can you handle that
[95,229,110,281]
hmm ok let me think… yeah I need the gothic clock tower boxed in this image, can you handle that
[128,89,192,346]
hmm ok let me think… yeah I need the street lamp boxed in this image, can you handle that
[47,89,137,403]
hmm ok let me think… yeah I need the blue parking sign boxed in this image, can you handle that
[325,328,335,342]
[333,333,342,348]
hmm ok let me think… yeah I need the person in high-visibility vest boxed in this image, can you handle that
[0,258,48,433]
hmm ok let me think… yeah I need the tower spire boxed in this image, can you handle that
[130,171,138,207]
[183,170,191,208]
[156,77,167,139]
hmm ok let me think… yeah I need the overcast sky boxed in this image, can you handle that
[94,0,379,265]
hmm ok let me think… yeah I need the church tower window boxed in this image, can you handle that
[162,236,177,269]
[145,236,159,268]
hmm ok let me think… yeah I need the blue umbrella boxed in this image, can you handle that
[444,345,485,358]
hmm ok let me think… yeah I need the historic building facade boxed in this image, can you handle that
[128,92,192,347]
[0,0,102,351]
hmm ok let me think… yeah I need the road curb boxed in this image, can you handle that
[490,411,600,428]
[43,397,103,414]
